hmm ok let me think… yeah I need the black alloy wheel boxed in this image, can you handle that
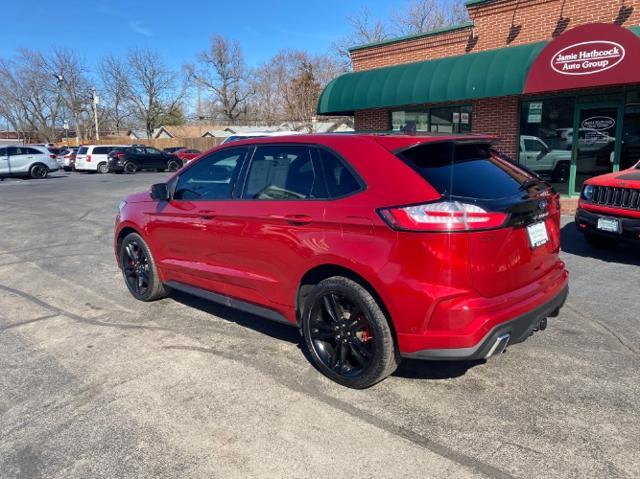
[119,233,169,301]
[302,277,399,388]
[167,159,181,172]
[309,292,375,376]
[122,241,151,297]
[124,162,137,174]
[29,164,48,179]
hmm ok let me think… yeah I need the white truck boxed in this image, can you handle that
[519,135,571,183]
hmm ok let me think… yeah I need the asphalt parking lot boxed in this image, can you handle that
[1,171,638,478]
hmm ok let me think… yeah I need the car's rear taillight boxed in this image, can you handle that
[115,152,125,159]
[86,155,92,162]
[49,154,57,159]
[379,201,507,232]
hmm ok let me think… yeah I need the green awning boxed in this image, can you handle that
[317,41,548,115]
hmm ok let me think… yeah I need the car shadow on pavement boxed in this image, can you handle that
[561,221,640,266]
[393,358,484,380]
[169,290,300,344]
[170,290,486,382]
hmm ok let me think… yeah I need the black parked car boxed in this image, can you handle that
[107,146,183,174]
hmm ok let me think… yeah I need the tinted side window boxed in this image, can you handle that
[78,147,89,155]
[0,148,7,156]
[93,146,109,154]
[8,147,25,156]
[243,145,322,200]
[316,148,362,198]
[173,147,247,201]
[145,148,161,155]
[523,139,543,152]
[398,142,532,200]
[26,148,43,155]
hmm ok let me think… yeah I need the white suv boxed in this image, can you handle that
[0,145,59,179]
[75,145,128,173]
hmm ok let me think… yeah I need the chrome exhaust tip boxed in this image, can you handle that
[485,333,511,359]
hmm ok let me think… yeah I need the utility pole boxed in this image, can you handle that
[92,88,100,141]
[55,74,68,145]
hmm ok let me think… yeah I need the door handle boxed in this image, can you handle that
[284,214,312,225]
[199,210,216,220]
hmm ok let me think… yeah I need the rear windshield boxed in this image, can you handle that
[78,147,88,154]
[397,142,534,200]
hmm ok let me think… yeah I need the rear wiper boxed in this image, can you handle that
[519,178,539,190]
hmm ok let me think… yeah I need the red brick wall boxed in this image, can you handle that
[471,96,520,158]
[351,0,640,71]
[351,26,473,71]
[354,109,390,131]
[354,96,520,157]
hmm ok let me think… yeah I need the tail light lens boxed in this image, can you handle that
[379,201,507,232]
[86,155,92,162]
[49,154,57,159]
[115,152,125,159]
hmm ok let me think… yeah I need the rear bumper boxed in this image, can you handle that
[398,263,569,360]
[402,285,568,360]
[575,207,640,242]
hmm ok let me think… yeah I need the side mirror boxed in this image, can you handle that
[150,183,170,201]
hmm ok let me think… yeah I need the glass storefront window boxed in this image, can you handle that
[391,106,472,133]
[622,100,640,170]
[391,111,429,132]
[519,97,575,195]
[430,106,472,133]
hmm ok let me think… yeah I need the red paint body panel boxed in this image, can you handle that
[115,134,569,355]
[578,166,640,219]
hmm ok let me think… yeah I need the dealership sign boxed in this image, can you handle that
[581,116,615,131]
[551,41,625,75]
[525,23,640,94]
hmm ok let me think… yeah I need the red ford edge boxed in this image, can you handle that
[114,134,569,388]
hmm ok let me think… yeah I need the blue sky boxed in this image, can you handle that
[0,0,400,71]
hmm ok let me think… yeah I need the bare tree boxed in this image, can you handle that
[126,48,184,137]
[332,7,391,67]
[186,35,253,122]
[248,51,344,130]
[47,49,93,143]
[0,49,61,142]
[98,54,132,135]
[391,0,469,36]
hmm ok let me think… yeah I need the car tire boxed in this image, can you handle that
[123,162,137,174]
[119,232,169,301]
[167,159,181,172]
[584,232,618,249]
[301,276,399,389]
[553,162,570,183]
[29,163,48,179]
[97,162,109,174]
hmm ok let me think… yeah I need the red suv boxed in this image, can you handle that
[576,161,640,246]
[114,134,569,388]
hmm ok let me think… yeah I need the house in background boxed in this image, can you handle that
[126,129,151,140]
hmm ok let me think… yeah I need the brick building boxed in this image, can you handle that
[318,0,640,200]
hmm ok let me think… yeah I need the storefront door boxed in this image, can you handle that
[571,104,622,195]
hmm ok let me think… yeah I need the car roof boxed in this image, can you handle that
[215,132,497,152]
